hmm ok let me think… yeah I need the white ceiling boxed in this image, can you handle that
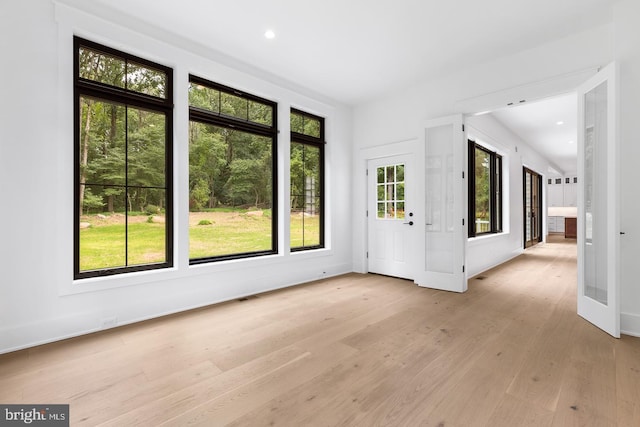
[82,0,615,173]
[89,0,618,105]
[491,94,578,174]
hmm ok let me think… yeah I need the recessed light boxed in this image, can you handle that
[264,30,275,39]
[568,140,575,144]
[556,121,564,125]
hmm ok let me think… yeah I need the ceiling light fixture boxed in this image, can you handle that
[264,30,275,39]
[556,121,564,125]
[568,140,575,144]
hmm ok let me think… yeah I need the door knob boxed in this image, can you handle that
[404,221,414,226]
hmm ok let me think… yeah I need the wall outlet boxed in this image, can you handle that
[101,316,118,329]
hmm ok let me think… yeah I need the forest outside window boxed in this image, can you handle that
[468,140,502,237]
[188,75,277,262]
[74,37,173,279]
[290,109,325,251]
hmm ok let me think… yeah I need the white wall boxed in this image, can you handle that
[352,23,613,276]
[0,0,353,353]
[614,0,640,336]
[465,114,555,277]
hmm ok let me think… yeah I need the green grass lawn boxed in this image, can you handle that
[79,222,166,271]
[79,210,320,271]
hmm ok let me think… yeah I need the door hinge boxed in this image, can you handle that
[366,169,368,176]
[462,124,465,132]
[366,251,369,259]
[366,210,368,217]
[462,218,465,226]
[462,265,465,273]
[462,171,465,179]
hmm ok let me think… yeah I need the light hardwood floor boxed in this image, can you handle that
[2,237,640,426]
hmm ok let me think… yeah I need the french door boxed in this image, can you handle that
[577,62,620,338]
[414,115,467,292]
[523,167,542,248]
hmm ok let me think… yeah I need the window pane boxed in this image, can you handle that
[474,147,491,234]
[127,107,166,188]
[188,83,220,113]
[290,112,304,134]
[126,62,167,99]
[189,122,273,258]
[221,91,249,120]
[248,100,273,126]
[386,202,394,219]
[377,167,385,184]
[377,203,385,218]
[78,47,125,88]
[127,188,167,266]
[397,202,405,220]
[290,111,321,138]
[397,183,405,200]
[79,185,126,271]
[396,164,404,182]
[79,97,126,187]
[290,142,321,248]
[386,166,395,183]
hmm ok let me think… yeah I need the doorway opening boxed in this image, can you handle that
[523,167,543,248]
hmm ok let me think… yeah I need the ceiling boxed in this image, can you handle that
[80,0,614,174]
[88,0,618,105]
[491,94,578,174]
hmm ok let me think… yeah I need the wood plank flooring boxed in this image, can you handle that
[2,236,640,426]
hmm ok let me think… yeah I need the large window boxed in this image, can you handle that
[290,109,325,250]
[188,75,277,262]
[468,140,502,237]
[74,37,173,279]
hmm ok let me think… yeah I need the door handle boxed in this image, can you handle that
[403,221,414,226]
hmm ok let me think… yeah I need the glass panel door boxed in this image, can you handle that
[577,62,619,338]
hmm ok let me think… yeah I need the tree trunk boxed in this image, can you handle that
[79,98,93,217]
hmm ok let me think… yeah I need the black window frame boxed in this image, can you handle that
[188,74,278,264]
[468,140,503,237]
[290,108,326,252]
[74,37,174,279]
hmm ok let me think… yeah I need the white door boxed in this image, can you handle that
[414,115,467,292]
[577,62,620,338]
[367,154,415,279]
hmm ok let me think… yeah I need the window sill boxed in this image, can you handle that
[468,232,508,245]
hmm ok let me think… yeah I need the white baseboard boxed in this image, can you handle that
[0,265,352,355]
[621,312,640,338]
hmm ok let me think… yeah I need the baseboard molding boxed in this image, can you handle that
[0,265,352,355]
[468,248,524,279]
[621,312,640,338]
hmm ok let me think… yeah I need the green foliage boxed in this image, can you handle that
[189,122,273,211]
[474,148,491,222]
[147,215,154,224]
[145,205,160,215]
[82,188,104,214]
[198,219,213,225]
